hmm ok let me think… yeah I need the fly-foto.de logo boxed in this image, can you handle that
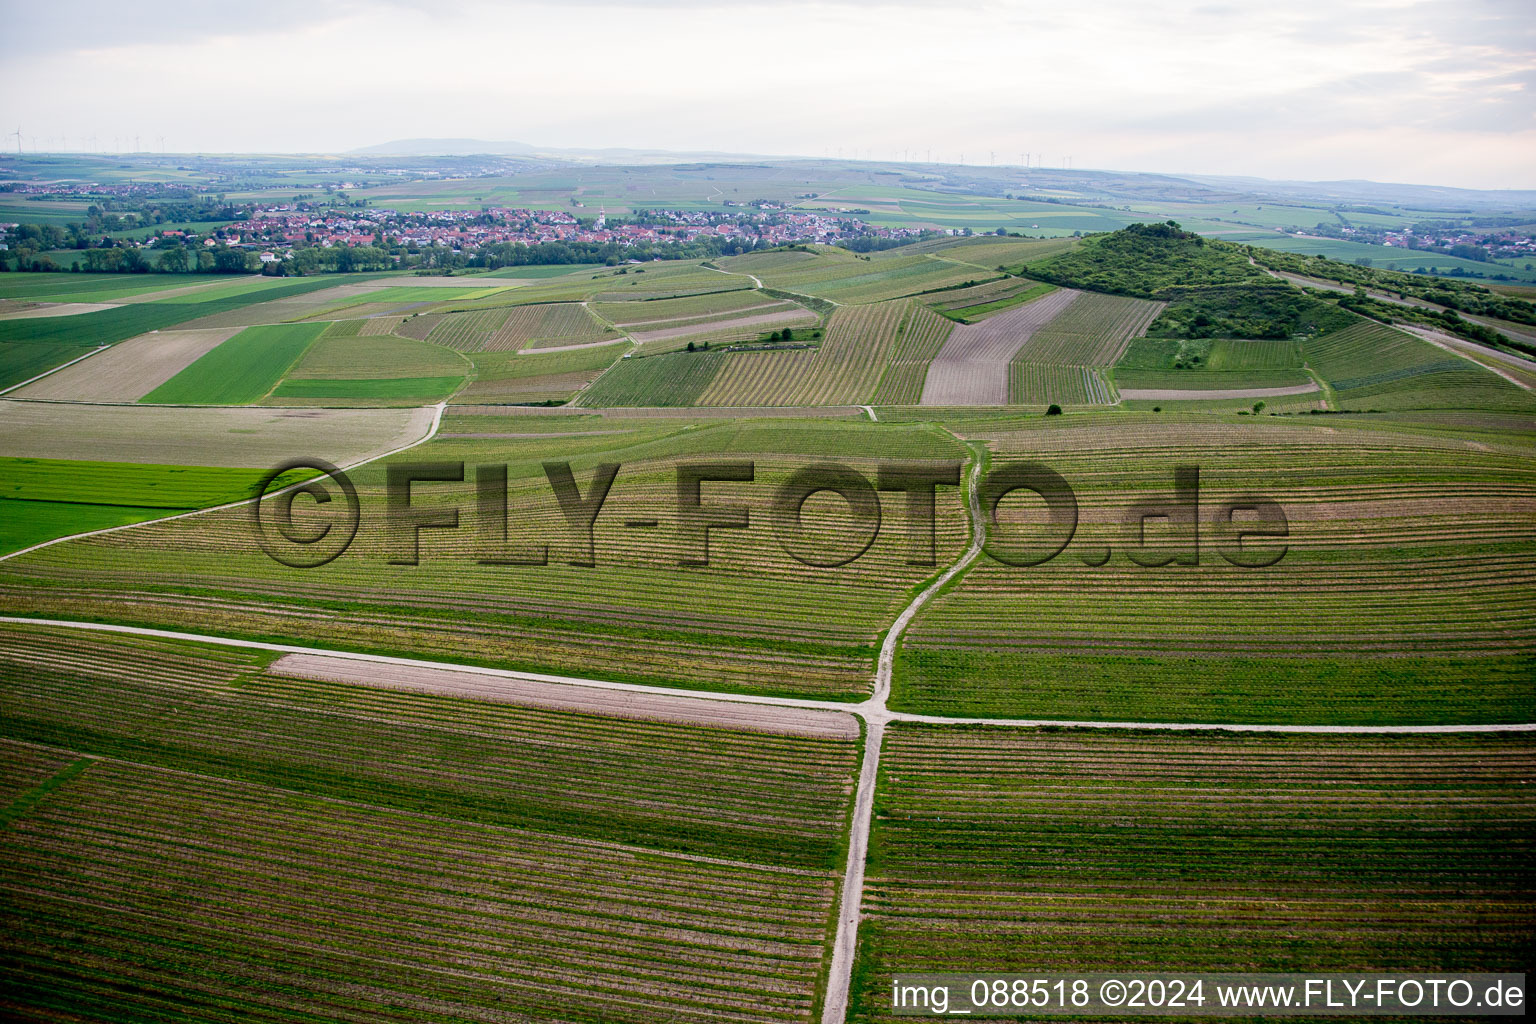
[251,459,1289,571]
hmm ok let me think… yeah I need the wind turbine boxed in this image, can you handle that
[9,126,20,154]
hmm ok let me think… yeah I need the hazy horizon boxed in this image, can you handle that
[2,0,1533,190]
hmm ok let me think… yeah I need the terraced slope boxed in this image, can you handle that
[850,727,1536,1022]
[0,624,858,1022]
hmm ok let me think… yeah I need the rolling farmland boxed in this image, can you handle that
[1304,320,1536,411]
[1008,362,1115,404]
[0,420,972,699]
[850,726,1536,1022]
[0,623,859,1022]
[697,301,909,406]
[0,276,348,389]
[576,351,726,406]
[1,172,1534,1024]
[1013,291,1163,365]
[12,327,239,402]
[749,251,992,304]
[0,400,435,467]
[870,302,953,405]
[895,415,1536,724]
[484,302,618,351]
[0,457,312,554]
[456,342,628,403]
[920,288,1080,405]
[923,277,1056,321]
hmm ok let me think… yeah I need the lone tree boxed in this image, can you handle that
[1046,403,1063,416]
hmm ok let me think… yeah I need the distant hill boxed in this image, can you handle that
[350,138,784,164]
[350,139,538,156]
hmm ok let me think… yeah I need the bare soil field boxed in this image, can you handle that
[14,328,239,402]
[370,276,526,288]
[0,400,434,467]
[920,288,1080,405]
[112,279,253,304]
[269,653,859,739]
[173,284,384,330]
[0,302,119,320]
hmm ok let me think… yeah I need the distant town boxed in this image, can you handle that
[0,180,946,274]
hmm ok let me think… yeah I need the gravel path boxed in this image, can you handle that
[270,653,858,738]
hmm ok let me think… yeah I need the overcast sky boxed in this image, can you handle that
[2,0,1532,189]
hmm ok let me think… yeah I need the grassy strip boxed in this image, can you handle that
[269,375,463,399]
[936,281,1055,322]
[0,756,92,828]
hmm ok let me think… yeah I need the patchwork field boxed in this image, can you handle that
[494,302,618,350]
[577,350,726,406]
[850,727,1536,1022]
[870,303,954,405]
[0,623,859,1022]
[0,420,972,699]
[921,236,1081,270]
[457,342,628,403]
[11,327,239,402]
[0,277,349,390]
[920,288,1080,405]
[923,277,1056,322]
[1,172,1535,1024]
[751,251,990,304]
[0,400,435,467]
[141,322,326,404]
[1012,292,1164,365]
[698,301,909,406]
[0,457,312,554]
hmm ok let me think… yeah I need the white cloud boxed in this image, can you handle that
[0,0,1530,188]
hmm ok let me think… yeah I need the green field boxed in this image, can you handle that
[576,351,725,406]
[1,169,1534,1023]
[457,340,629,403]
[0,276,348,390]
[1305,321,1536,411]
[0,457,310,554]
[141,322,325,404]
